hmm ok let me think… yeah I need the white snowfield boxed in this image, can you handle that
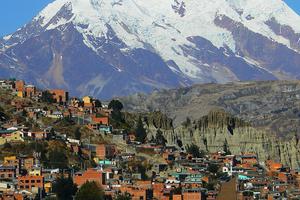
[34,0,300,80]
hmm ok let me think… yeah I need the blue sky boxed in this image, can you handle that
[0,0,299,37]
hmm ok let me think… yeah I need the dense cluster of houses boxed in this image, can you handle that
[1,79,300,200]
[0,79,111,131]
[2,146,300,199]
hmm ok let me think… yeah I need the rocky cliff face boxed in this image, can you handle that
[122,80,300,138]
[145,109,300,168]
[121,81,300,168]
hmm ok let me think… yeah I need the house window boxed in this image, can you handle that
[25,180,29,183]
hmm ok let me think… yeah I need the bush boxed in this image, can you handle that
[114,192,132,200]
[186,144,205,158]
[47,149,68,169]
[52,176,77,200]
[75,181,104,200]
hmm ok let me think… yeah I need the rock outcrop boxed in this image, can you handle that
[122,80,300,138]
[145,109,300,168]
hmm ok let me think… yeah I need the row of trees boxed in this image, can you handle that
[52,178,131,200]
[186,140,231,158]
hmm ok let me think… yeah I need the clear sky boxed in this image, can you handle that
[0,0,299,37]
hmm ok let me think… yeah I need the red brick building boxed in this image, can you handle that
[73,168,105,187]
[25,85,36,98]
[0,166,16,180]
[173,194,183,200]
[15,80,25,92]
[17,175,44,192]
[96,144,116,159]
[91,115,109,126]
[28,131,48,140]
[241,154,258,165]
[0,192,25,200]
[49,89,69,104]
[120,185,152,200]
[153,182,164,199]
[182,189,202,200]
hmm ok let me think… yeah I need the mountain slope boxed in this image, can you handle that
[121,80,300,138]
[1,0,300,98]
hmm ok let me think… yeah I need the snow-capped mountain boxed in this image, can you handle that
[1,0,300,98]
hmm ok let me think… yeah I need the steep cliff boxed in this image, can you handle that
[145,110,300,168]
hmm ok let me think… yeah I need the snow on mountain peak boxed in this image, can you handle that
[2,0,300,98]
[36,0,300,46]
[33,0,300,79]
[226,0,300,32]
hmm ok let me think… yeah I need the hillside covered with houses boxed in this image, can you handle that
[0,79,300,200]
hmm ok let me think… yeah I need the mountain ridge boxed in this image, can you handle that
[1,0,300,98]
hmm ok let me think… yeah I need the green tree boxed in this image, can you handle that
[135,117,147,143]
[207,163,220,174]
[74,128,81,140]
[109,100,124,123]
[155,129,167,146]
[75,181,104,200]
[48,128,55,139]
[0,107,6,122]
[243,191,254,197]
[3,142,12,150]
[177,139,183,148]
[52,176,77,200]
[94,100,102,108]
[203,182,215,190]
[136,164,148,180]
[114,192,132,200]
[22,109,27,117]
[108,100,123,111]
[41,91,55,103]
[48,149,68,169]
[186,144,205,158]
[223,139,232,155]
